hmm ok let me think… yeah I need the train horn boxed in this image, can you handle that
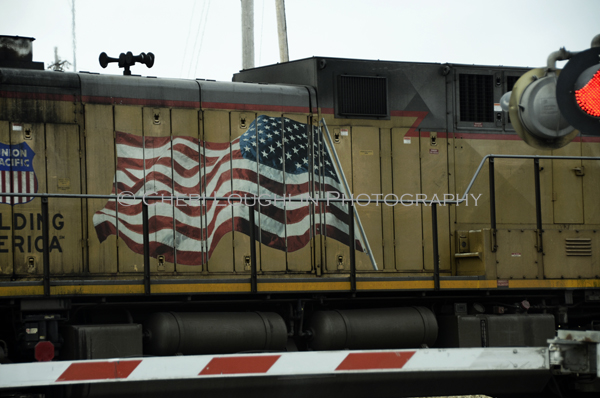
[99,51,155,76]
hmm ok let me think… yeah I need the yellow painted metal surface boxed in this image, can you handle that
[256,111,286,272]
[357,280,433,290]
[283,113,313,273]
[0,285,44,297]
[3,92,600,297]
[230,111,256,274]
[379,128,395,271]
[543,229,600,279]
[508,279,600,289]
[583,142,600,225]
[258,281,349,292]
[51,284,145,295]
[171,108,203,273]
[147,282,251,294]
[351,126,383,271]
[143,107,175,274]
[114,105,146,273]
[202,110,234,273]
[85,104,118,274]
[0,121,13,276]
[495,229,540,279]
[391,128,423,271]
[453,138,553,227]
[440,279,498,289]
[324,125,351,272]
[46,124,83,274]
[553,142,584,224]
[12,123,46,276]
[420,131,450,272]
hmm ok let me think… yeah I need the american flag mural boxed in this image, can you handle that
[0,142,38,205]
[93,115,365,266]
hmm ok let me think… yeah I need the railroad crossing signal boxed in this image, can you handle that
[556,47,600,135]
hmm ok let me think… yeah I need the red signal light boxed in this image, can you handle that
[34,341,54,362]
[575,69,600,117]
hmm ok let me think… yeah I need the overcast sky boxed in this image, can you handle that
[2,0,599,81]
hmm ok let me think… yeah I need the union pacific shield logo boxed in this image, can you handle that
[0,142,38,205]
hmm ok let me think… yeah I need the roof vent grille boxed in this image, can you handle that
[459,74,494,122]
[337,75,388,118]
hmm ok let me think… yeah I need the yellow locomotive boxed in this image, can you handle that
[1,35,599,377]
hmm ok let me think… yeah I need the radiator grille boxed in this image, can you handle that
[459,74,494,122]
[565,238,592,256]
[337,75,388,117]
[507,75,520,92]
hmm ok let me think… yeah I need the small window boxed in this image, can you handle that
[337,75,388,118]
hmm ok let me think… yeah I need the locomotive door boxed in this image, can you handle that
[230,110,258,274]
[113,105,146,273]
[283,113,313,273]
[0,121,83,277]
[324,125,384,272]
[351,126,383,271]
[85,104,118,274]
[324,125,352,273]
[420,129,451,272]
[391,127,423,271]
[172,108,203,274]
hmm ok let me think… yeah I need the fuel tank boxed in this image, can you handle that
[144,312,288,356]
[307,307,438,350]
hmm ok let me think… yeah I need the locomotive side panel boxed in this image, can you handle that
[45,123,83,275]
[85,104,118,274]
[171,107,203,274]
[11,122,48,277]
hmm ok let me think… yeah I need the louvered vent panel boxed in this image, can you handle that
[459,74,494,122]
[337,75,388,117]
[565,238,592,256]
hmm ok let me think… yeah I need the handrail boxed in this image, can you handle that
[2,154,600,295]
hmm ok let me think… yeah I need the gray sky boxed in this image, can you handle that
[2,0,599,81]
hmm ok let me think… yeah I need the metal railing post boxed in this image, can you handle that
[142,201,151,295]
[349,201,356,292]
[489,157,497,252]
[41,197,50,296]
[534,159,543,252]
[431,202,440,291]
[248,200,258,294]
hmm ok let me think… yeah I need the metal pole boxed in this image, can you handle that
[275,0,289,63]
[41,197,50,296]
[241,0,255,69]
[71,0,76,72]
[431,203,440,291]
[534,159,543,253]
[249,201,258,293]
[349,201,356,292]
[489,157,497,252]
[142,202,151,295]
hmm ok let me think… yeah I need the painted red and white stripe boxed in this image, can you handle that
[0,170,37,204]
[0,347,549,389]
